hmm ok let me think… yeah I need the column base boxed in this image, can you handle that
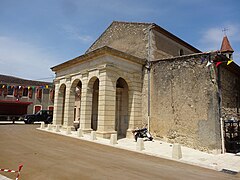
[96,130,117,139]
[51,124,62,128]
[82,128,93,134]
[61,125,76,131]
[126,129,135,139]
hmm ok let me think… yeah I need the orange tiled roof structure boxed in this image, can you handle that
[220,35,234,53]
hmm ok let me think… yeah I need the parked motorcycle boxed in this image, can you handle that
[132,127,153,141]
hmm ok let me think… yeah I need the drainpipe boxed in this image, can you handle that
[217,64,225,154]
[147,25,153,132]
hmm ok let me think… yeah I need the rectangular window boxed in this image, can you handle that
[7,86,14,95]
[23,88,28,97]
[34,105,41,114]
[36,88,42,100]
[48,106,54,111]
[50,89,54,102]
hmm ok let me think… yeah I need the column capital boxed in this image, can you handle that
[65,75,71,82]
[98,63,115,74]
[53,79,60,84]
[81,70,89,77]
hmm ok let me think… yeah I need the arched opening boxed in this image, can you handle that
[115,78,129,139]
[59,84,66,125]
[90,78,99,131]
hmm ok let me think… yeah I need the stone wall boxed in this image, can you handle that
[86,22,150,59]
[86,21,198,61]
[150,55,222,152]
[151,29,195,59]
[220,66,240,120]
[28,88,54,113]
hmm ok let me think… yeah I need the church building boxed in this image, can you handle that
[51,21,240,153]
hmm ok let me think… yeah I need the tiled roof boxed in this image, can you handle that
[0,74,53,86]
[220,36,234,52]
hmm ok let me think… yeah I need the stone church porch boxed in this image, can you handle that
[51,47,145,139]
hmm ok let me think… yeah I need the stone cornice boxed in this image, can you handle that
[51,46,146,72]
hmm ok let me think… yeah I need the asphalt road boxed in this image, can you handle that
[0,124,239,180]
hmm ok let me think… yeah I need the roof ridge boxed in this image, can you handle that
[0,74,52,85]
[112,21,154,26]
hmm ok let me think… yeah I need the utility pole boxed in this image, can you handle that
[147,25,153,132]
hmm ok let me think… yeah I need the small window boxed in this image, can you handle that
[0,85,3,96]
[18,87,23,97]
[23,88,28,97]
[48,106,54,111]
[34,105,41,114]
[36,88,42,100]
[227,103,230,108]
[14,87,18,97]
[179,49,184,56]
[50,89,55,102]
[29,87,33,98]
[3,86,7,96]
[7,86,14,95]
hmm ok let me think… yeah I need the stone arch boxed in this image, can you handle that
[115,77,129,139]
[88,77,99,131]
[59,83,66,125]
[111,71,133,92]
[70,79,82,126]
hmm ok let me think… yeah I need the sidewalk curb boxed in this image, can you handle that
[37,127,240,173]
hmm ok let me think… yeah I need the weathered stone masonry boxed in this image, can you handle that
[220,65,240,120]
[150,54,222,152]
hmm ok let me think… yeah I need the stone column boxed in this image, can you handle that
[52,82,63,126]
[97,68,117,138]
[80,72,92,133]
[63,80,75,128]
[127,81,142,138]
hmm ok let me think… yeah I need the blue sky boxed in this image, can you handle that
[0,0,240,82]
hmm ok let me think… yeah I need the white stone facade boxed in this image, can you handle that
[52,47,145,139]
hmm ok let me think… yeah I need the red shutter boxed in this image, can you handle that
[14,87,18,97]
[49,106,54,111]
[34,106,41,114]
[3,86,7,96]
[37,88,42,99]
[50,89,54,101]
[29,88,33,98]
[18,87,23,97]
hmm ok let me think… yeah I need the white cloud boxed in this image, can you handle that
[199,23,240,50]
[199,27,224,51]
[0,36,56,81]
[61,24,94,43]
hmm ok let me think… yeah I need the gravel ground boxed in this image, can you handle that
[0,124,239,180]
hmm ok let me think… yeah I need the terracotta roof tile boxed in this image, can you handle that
[220,36,234,52]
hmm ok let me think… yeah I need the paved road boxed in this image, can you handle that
[0,125,239,180]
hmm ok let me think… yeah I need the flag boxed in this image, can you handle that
[216,62,222,67]
[227,60,233,65]
[206,61,212,67]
